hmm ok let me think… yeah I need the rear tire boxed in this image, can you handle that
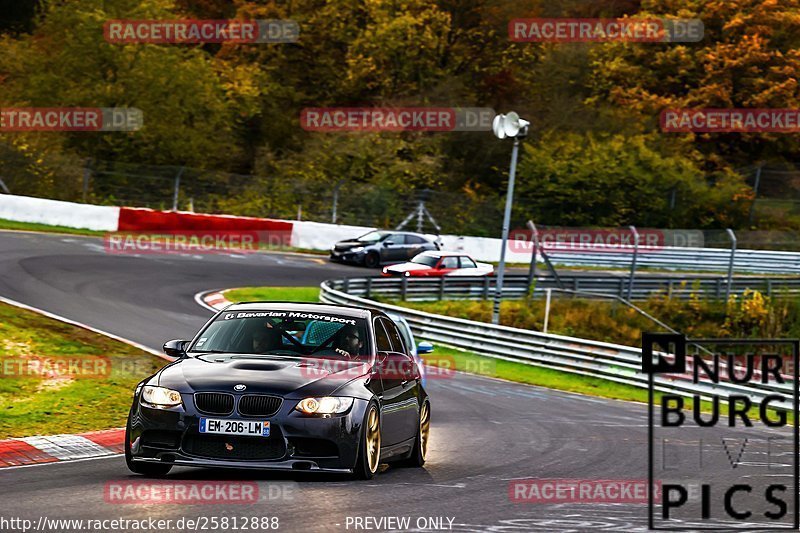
[364,252,380,268]
[125,418,172,477]
[398,400,430,468]
[353,403,381,480]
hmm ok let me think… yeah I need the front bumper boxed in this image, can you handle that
[128,395,369,473]
[329,249,367,264]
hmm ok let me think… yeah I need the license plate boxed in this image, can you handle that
[199,418,270,437]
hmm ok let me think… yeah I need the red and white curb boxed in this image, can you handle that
[195,289,234,312]
[0,428,124,468]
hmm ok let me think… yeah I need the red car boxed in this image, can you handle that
[382,251,493,277]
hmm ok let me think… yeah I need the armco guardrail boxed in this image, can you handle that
[338,274,800,302]
[320,279,795,409]
[545,247,800,274]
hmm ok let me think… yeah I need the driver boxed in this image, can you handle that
[252,323,281,353]
[333,325,363,359]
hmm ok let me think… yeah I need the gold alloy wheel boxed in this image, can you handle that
[419,402,430,460]
[366,406,381,473]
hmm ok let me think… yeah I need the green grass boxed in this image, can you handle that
[0,218,103,236]
[224,286,321,303]
[0,302,165,438]
[422,343,650,401]
[422,343,793,423]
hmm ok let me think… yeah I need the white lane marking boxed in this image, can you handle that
[0,454,122,471]
[21,435,115,460]
[0,295,170,361]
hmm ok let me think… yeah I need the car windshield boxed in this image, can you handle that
[189,310,370,360]
[411,255,439,267]
[357,231,388,243]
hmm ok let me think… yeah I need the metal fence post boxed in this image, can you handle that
[526,221,539,293]
[439,277,446,300]
[748,164,762,225]
[171,166,185,211]
[82,159,92,203]
[365,277,373,298]
[626,225,639,301]
[725,228,737,301]
[483,276,490,300]
[543,288,552,333]
[332,181,341,223]
[401,276,408,300]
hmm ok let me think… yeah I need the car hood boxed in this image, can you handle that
[156,354,372,397]
[386,263,430,273]
[334,240,367,251]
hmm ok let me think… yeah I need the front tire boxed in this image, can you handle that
[399,400,430,467]
[354,403,381,479]
[125,419,172,477]
[363,252,380,268]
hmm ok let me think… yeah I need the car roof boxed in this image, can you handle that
[224,301,374,319]
[417,250,469,258]
[368,230,434,237]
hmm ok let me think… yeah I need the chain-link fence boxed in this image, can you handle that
[0,151,507,236]
[2,143,799,240]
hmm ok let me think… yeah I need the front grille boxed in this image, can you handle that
[238,395,283,417]
[182,435,285,461]
[194,393,234,415]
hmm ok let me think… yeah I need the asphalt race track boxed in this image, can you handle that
[0,230,794,532]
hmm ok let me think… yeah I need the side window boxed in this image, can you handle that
[440,256,458,269]
[407,235,425,245]
[381,318,407,354]
[459,256,477,268]
[387,234,406,245]
[374,320,392,352]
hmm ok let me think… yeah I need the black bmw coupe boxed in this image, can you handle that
[125,302,430,479]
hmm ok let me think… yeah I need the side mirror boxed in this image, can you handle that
[163,339,189,358]
[383,240,394,247]
[376,351,390,364]
[417,341,434,355]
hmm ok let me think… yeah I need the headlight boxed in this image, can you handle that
[349,246,364,253]
[141,386,182,407]
[295,397,354,415]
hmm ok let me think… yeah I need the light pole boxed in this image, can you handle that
[492,112,529,325]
